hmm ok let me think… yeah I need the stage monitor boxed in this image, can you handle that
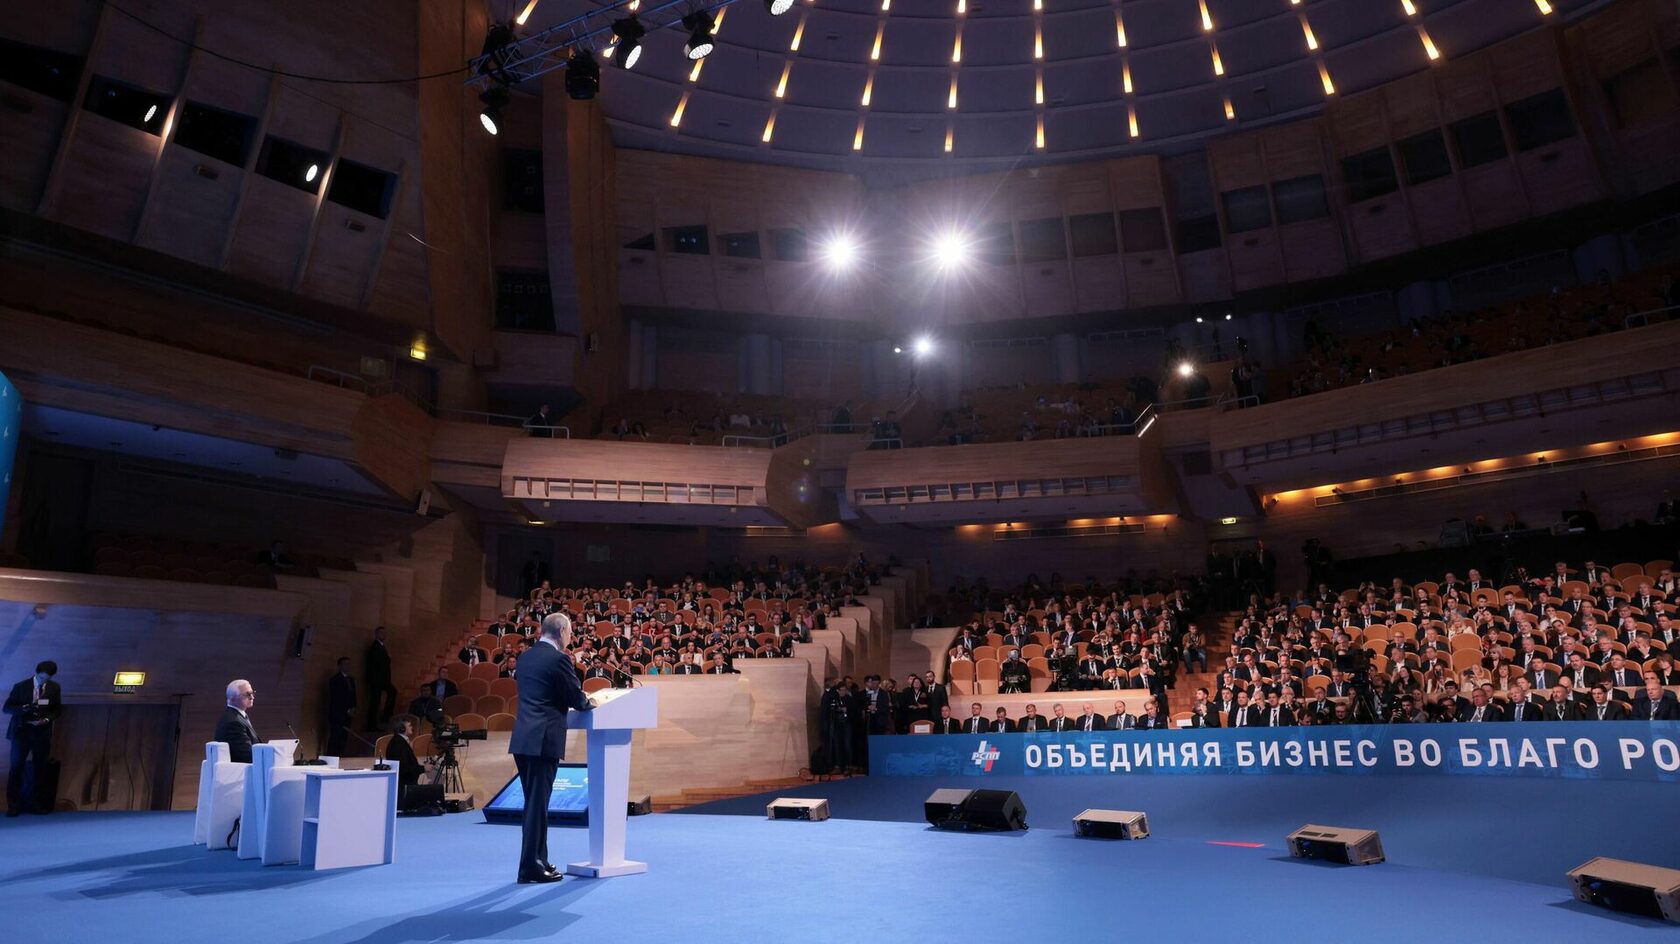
[482,763,589,825]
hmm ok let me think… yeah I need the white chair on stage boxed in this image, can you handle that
[193,742,247,850]
[237,740,300,860]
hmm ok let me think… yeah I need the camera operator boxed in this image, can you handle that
[5,660,61,816]
[385,714,424,794]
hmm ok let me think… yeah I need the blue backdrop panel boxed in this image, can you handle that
[0,372,18,536]
[871,721,1680,782]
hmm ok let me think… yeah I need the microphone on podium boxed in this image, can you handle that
[286,721,327,765]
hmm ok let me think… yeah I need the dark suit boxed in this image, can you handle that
[1136,713,1168,730]
[213,705,259,764]
[1048,716,1076,732]
[1544,700,1584,722]
[508,641,593,880]
[385,732,423,791]
[1461,703,1505,723]
[935,716,962,734]
[1075,713,1107,732]
[5,677,61,813]
[431,678,459,701]
[365,640,396,725]
[1605,667,1643,689]
[1227,706,1262,728]
[991,717,1016,733]
[326,672,357,756]
[1586,701,1627,721]
[1631,692,1680,721]
[1188,706,1220,728]
[963,715,989,734]
[1107,712,1135,731]
[1505,699,1538,722]
[1018,715,1048,733]
[1260,706,1296,727]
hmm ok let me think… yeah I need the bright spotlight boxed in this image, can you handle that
[1195,316,1204,324]
[682,11,716,60]
[913,336,934,357]
[930,229,971,270]
[478,86,510,135]
[143,103,158,123]
[304,163,320,183]
[611,16,646,69]
[893,345,904,355]
[765,0,795,13]
[821,234,858,270]
[1224,313,1233,321]
[1176,361,1195,378]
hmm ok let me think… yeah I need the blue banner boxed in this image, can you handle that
[0,372,17,537]
[871,722,1680,782]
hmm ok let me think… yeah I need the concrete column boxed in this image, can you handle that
[1052,333,1083,384]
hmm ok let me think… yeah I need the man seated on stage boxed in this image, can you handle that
[963,703,989,734]
[384,714,429,808]
[214,679,259,763]
[1107,700,1135,731]
[934,704,962,734]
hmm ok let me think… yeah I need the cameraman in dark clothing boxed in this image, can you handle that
[819,680,854,774]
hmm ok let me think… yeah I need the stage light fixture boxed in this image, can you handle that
[479,86,510,135]
[565,49,601,100]
[611,17,647,69]
[820,233,859,270]
[893,345,904,355]
[1176,361,1194,378]
[683,11,716,60]
[143,103,158,123]
[764,0,794,14]
[913,336,934,357]
[930,229,971,270]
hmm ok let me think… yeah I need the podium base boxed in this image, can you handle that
[567,859,647,878]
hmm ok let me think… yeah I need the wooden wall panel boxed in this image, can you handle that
[1179,249,1232,303]
[0,90,71,212]
[1407,177,1474,246]
[1072,257,1126,311]
[1461,162,1530,230]
[44,119,155,239]
[224,176,317,286]
[134,148,243,267]
[1225,227,1286,292]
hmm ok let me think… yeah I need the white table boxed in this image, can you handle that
[300,769,398,870]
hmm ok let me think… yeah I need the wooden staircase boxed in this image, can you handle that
[1163,611,1237,715]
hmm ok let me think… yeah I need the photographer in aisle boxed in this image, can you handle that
[5,660,62,816]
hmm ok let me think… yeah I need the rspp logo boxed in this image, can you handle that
[971,740,1001,772]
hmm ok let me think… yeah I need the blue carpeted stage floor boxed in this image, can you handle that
[4,774,1676,943]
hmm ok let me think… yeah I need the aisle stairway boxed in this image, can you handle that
[1163,610,1236,716]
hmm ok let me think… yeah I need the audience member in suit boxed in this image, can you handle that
[1015,705,1046,732]
[991,708,1016,733]
[1603,655,1643,690]
[1585,686,1627,721]
[862,677,893,735]
[1188,699,1219,728]
[1526,660,1559,692]
[1461,689,1504,723]
[1565,654,1600,691]
[365,627,397,727]
[1544,686,1584,721]
[922,672,950,719]
[1107,701,1136,731]
[1135,700,1168,730]
[429,669,459,702]
[933,705,963,734]
[962,704,990,734]
[1075,703,1107,732]
[509,614,593,884]
[213,679,260,764]
[407,684,442,722]
[325,657,357,757]
[1259,692,1296,727]
[1505,689,1538,722]
[1047,704,1076,732]
[1227,691,1260,728]
[5,661,62,816]
[1632,679,1680,721]
[459,644,490,666]
[384,714,425,798]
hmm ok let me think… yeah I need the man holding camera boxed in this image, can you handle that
[509,613,593,884]
[5,660,62,816]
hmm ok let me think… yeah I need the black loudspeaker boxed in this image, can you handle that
[1568,857,1680,923]
[924,788,1027,831]
[627,795,653,816]
[1287,824,1385,865]
[399,783,446,813]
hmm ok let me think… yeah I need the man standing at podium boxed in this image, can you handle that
[510,612,593,884]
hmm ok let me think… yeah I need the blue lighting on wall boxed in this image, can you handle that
[0,372,18,536]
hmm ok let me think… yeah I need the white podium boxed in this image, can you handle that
[299,769,398,870]
[566,686,657,878]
